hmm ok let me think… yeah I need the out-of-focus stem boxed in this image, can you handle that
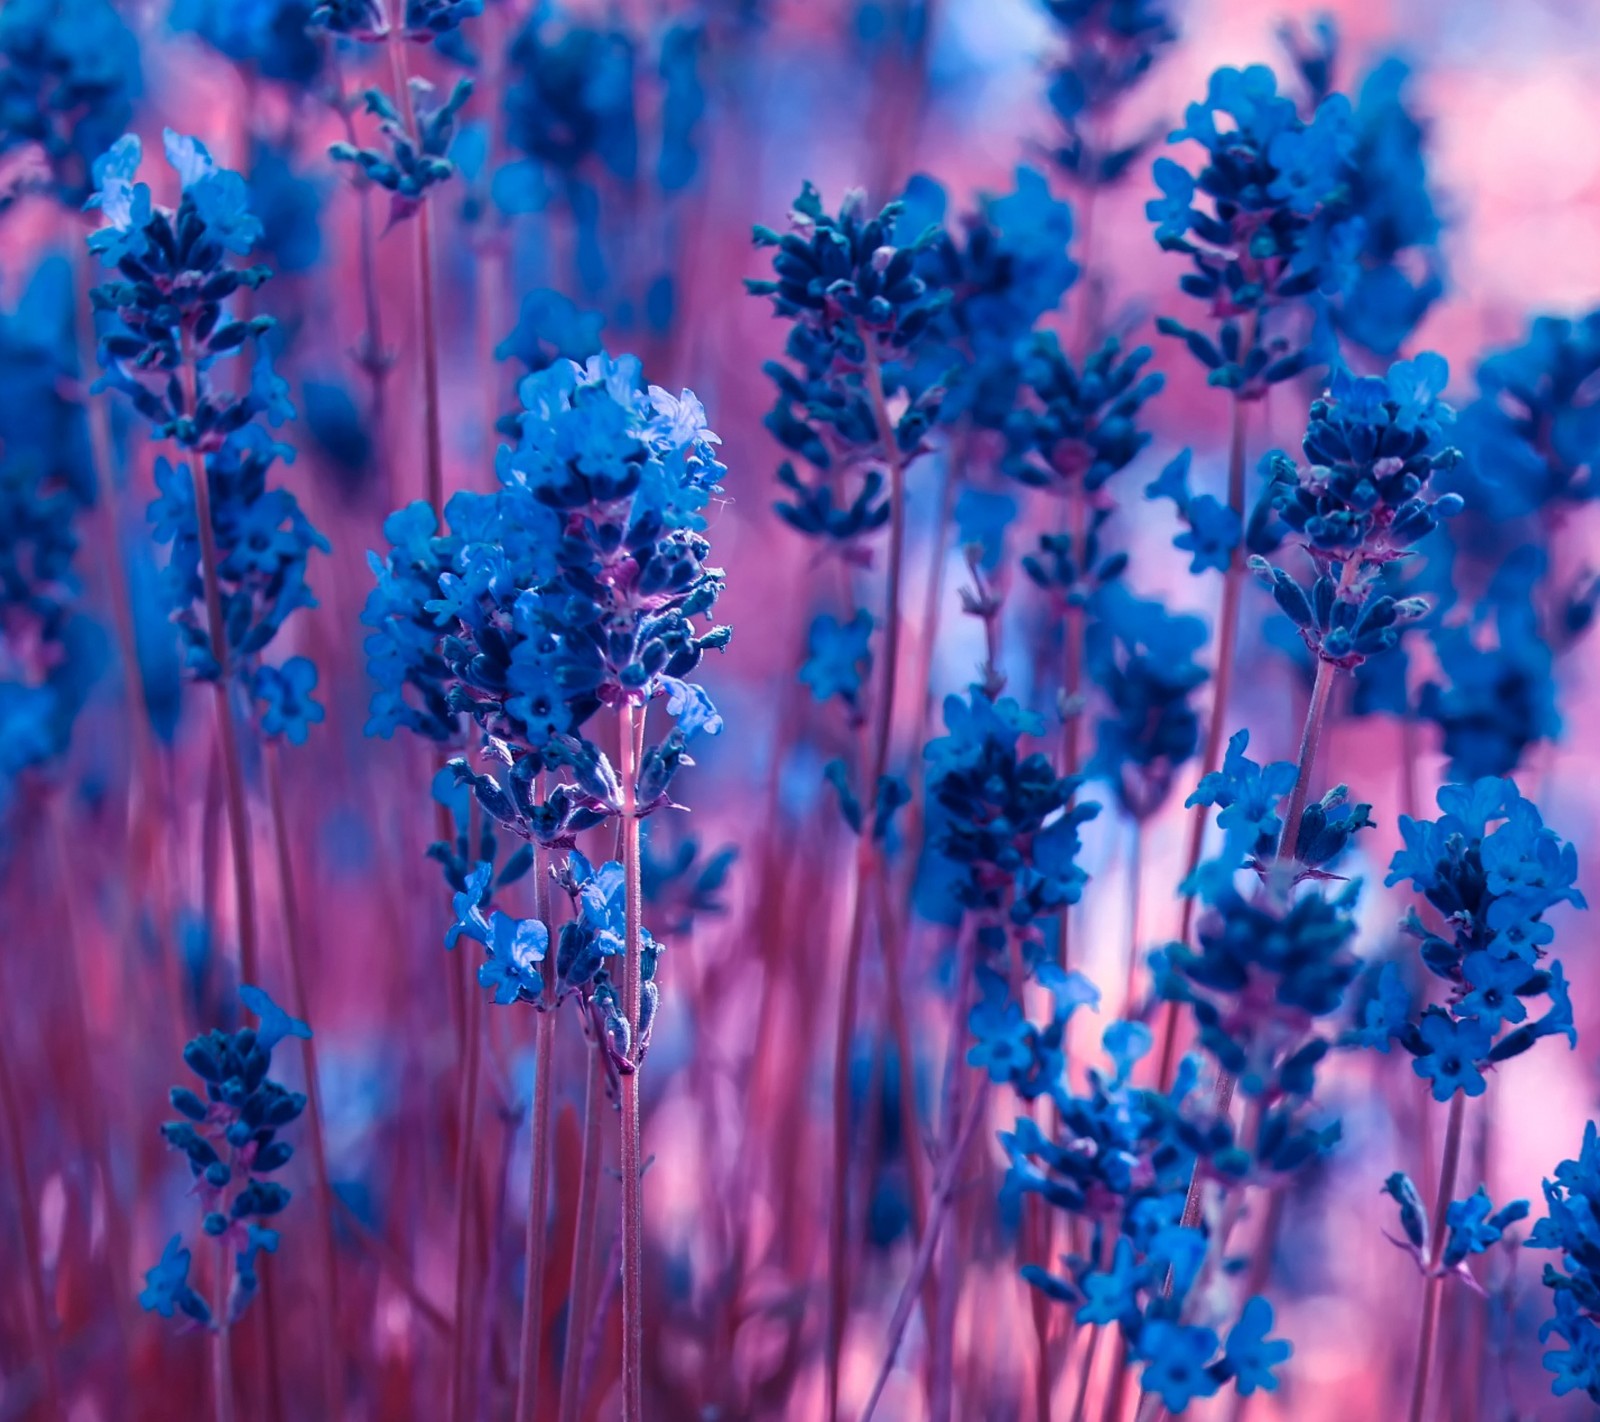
[0,1030,63,1420]
[448,918,485,1422]
[179,347,260,988]
[386,32,445,517]
[619,701,645,1422]
[1154,396,1250,1091]
[1407,1092,1467,1422]
[213,1249,236,1422]
[826,338,914,1422]
[1120,824,1145,1013]
[857,1084,989,1422]
[555,1046,606,1422]
[264,741,342,1420]
[514,835,556,1422]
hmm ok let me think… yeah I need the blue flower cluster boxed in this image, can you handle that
[1456,311,1600,518]
[1086,583,1209,820]
[923,689,1099,954]
[363,353,729,832]
[0,0,141,207]
[169,0,325,88]
[1530,1124,1600,1405]
[1249,355,1461,668]
[329,78,475,227]
[897,167,1078,431]
[1144,448,1243,576]
[1148,65,1365,396]
[640,830,735,938]
[1334,57,1445,358]
[1151,731,1368,1171]
[1419,548,1560,781]
[1041,0,1178,187]
[141,987,309,1329]
[491,10,705,327]
[447,850,665,1071]
[1377,779,1583,1099]
[749,183,949,493]
[87,132,328,735]
[0,258,101,813]
[1003,334,1163,495]
[1002,1010,1295,1411]
[1382,1171,1529,1278]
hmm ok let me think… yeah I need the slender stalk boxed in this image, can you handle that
[264,741,343,1420]
[0,1029,64,1420]
[1120,824,1144,1013]
[827,847,872,1422]
[861,340,909,788]
[1154,397,1250,1090]
[329,49,390,432]
[1068,1324,1103,1422]
[449,918,486,1422]
[213,1249,236,1422]
[386,32,446,517]
[825,337,916,1422]
[857,1083,990,1422]
[1407,1092,1467,1422]
[1278,655,1337,861]
[178,348,260,987]
[555,1045,606,1422]
[514,836,557,1422]
[618,700,646,1422]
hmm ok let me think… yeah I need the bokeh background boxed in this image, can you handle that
[3,0,1599,1419]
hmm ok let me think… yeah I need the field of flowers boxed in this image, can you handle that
[3,0,1600,1419]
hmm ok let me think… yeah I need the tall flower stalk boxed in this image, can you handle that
[366,351,730,1421]
[747,181,947,1420]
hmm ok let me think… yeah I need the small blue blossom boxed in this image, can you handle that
[1412,1009,1491,1102]
[1137,1320,1221,1412]
[253,657,325,746]
[1222,1296,1291,1396]
[445,861,493,950]
[139,1236,210,1324]
[477,912,549,1005]
[800,611,873,707]
[1442,1186,1528,1268]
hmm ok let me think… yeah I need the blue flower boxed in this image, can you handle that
[1412,1010,1491,1102]
[1076,1237,1141,1326]
[140,1236,208,1322]
[1222,1296,1291,1395]
[1138,1320,1221,1412]
[1,0,141,205]
[1457,952,1530,1034]
[1441,1186,1528,1267]
[966,971,1034,1084]
[445,862,494,950]
[800,611,873,706]
[1147,158,1195,242]
[254,658,325,746]
[477,912,548,1005]
[1343,961,1412,1052]
[239,985,311,1051]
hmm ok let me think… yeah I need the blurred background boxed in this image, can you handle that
[3,0,1599,1418]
